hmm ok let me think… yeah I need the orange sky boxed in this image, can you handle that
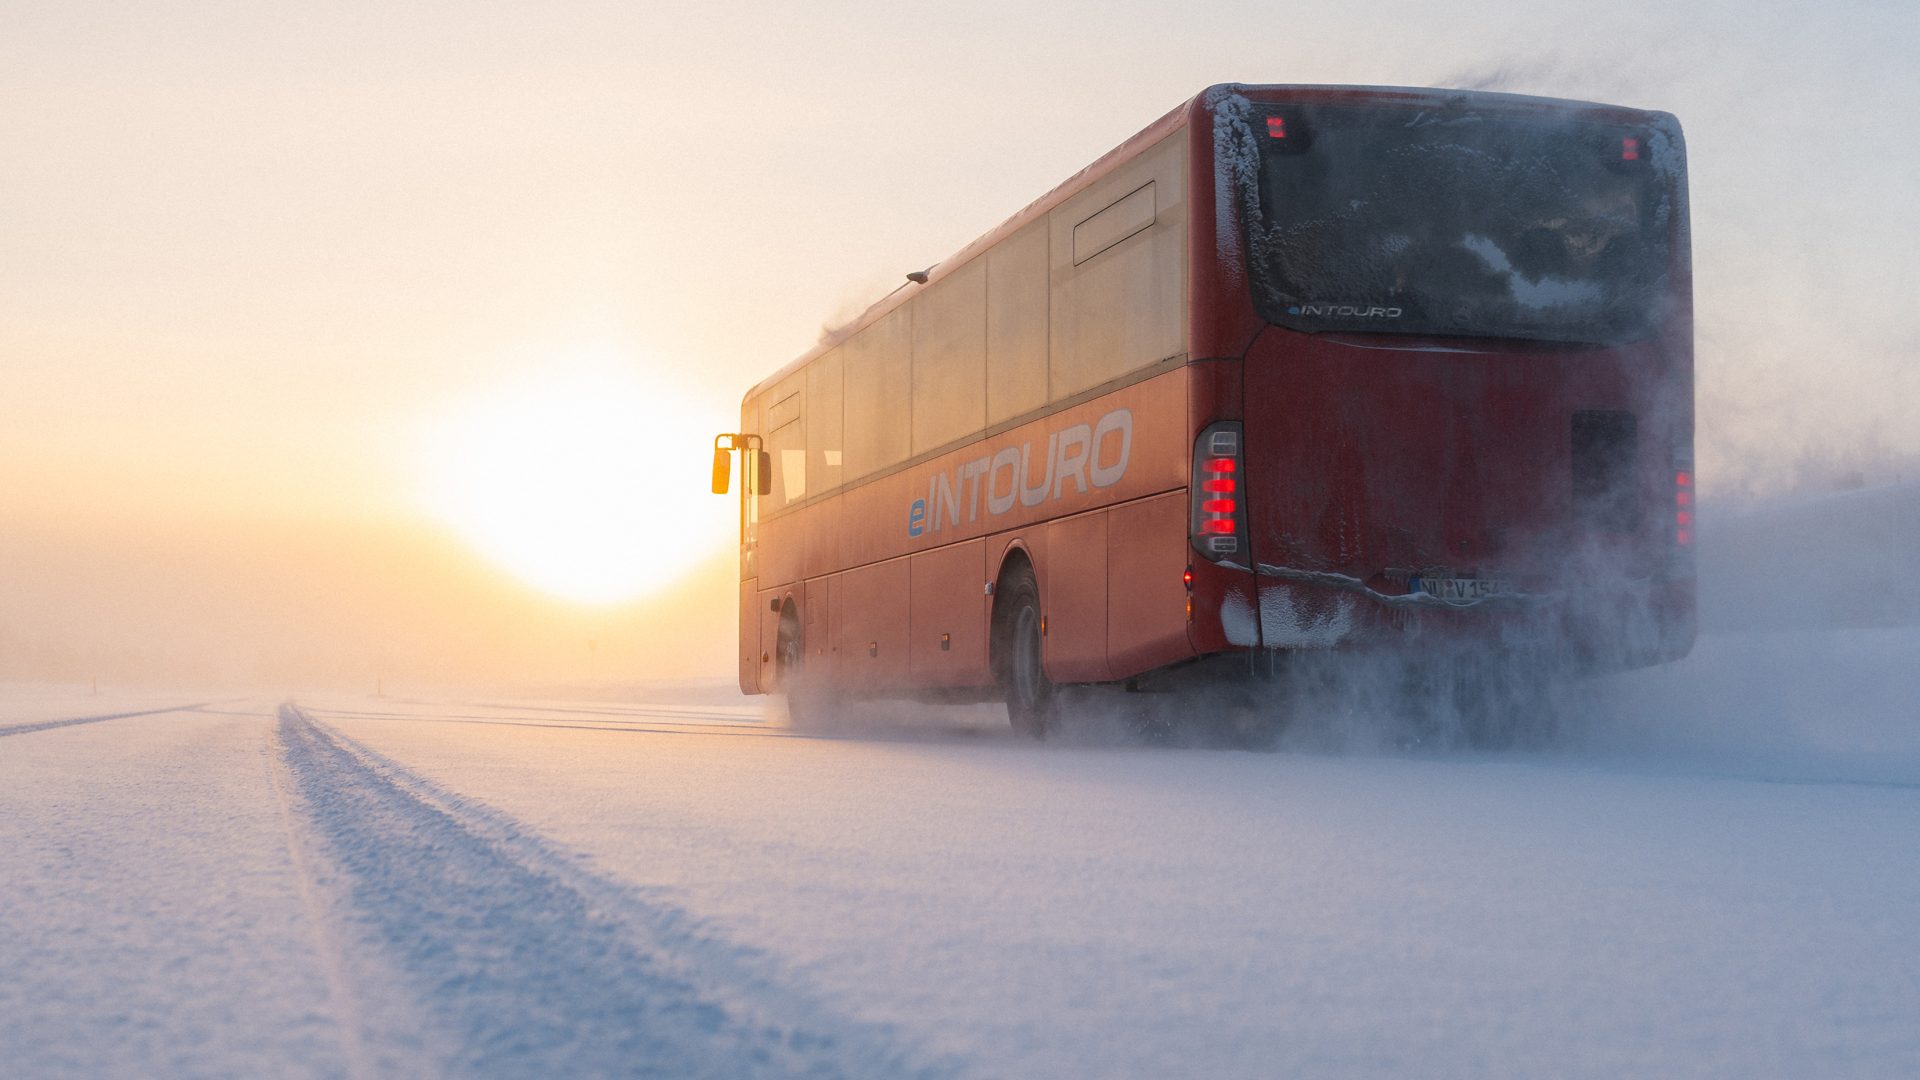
[3,2,1915,689]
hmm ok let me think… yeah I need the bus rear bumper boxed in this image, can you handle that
[1196,561,1696,677]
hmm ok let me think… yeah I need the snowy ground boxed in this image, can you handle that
[3,623,1917,1079]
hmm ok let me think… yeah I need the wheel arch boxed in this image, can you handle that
[991,540,1039,602]
[989,542,1040,680]
[773,592,803,686]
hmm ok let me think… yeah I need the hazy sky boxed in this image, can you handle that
[3,1,1916,686]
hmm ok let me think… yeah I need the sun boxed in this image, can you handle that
[421,358,733,605]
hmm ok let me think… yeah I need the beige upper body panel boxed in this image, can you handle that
[1047,127,1189,401]
[741,125,1192,553]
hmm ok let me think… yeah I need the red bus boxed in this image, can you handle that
[714,84,1694,738]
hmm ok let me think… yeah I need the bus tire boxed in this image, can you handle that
[774,605,815,725]
[994,566,1056,739]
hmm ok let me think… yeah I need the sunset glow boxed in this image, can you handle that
[421,358,730,605]
[3,0,1914,691]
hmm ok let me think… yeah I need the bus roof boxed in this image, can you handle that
[742,84,1675,404]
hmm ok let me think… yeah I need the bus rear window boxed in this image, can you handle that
[1245,104,1675,345]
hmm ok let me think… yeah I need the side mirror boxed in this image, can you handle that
[752,450,773,496]
[710,446,732,495]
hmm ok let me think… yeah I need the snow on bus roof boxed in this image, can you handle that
[741,83,1673,405]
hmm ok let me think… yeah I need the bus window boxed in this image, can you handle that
[806,349,844,495]
[912,258,987,455]
[841,306,912,481]
[1072,181,1157,266]
[1246,105,1672,345]
[764,384,805,509]
[1047,129,1188,401]
[986,220,1048,425]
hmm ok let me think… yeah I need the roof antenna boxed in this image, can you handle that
[905,266,933,284]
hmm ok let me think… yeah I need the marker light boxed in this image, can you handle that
[1674,468,1694,546]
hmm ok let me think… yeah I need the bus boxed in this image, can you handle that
[713,83,1694,738]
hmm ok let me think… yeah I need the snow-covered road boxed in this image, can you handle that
[4,631,1918,1078]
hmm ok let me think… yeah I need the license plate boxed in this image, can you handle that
[1413,577,1513,600]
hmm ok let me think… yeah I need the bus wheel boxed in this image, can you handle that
[774,607,813,725]
[995,567,1056,739]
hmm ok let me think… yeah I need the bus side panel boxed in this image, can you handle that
[1043,512,1111,683]
[909,539,989,686]
[826,572,846,682]
[803,494,843,582]
[805,575,833,675]
[756,504,806,593]
[756,583,789,693]
[835,557,912,692]
[838,470,912,572]
[739,579,762,695]
[1106,491,1195,678]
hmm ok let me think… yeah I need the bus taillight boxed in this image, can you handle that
[1674,469,1694,546]
[1192,423,1246,560]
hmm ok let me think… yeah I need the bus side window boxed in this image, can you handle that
[807,349,844,495]
[765,382,805,507]
[987,220,1049,425]
[912,258,987,455]
[1047,128,1188,401]
[841,306,912,481]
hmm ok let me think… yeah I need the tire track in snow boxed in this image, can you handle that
[266,716,385,1080]
[276,704,948,1080]
[0,702,213,737]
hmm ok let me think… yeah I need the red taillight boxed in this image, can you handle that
[1192,424,1244,557]
[1622,137,1641,161]
[1199,461,1237,529]
[1182,567,1193,589]
[1266,116,1286,139]
[1674,468,1694,546]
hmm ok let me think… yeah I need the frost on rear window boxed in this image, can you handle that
[1205,86,1263,286]
[1240,103,1677,345]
